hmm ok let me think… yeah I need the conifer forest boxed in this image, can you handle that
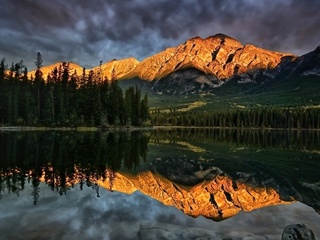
[0,53,149,127]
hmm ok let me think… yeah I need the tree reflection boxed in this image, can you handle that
[150,128,320,151]
[31,176,40,205]
[0,131,149,204]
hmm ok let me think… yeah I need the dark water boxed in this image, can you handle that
[0,129,319,239]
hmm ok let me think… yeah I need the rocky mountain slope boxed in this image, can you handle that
[28,62,84,79]
[31,33,319,95]
[92,57,139,80]
[122,34,293,81]
[30,33,295,82]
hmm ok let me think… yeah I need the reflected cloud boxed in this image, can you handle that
[0,182,319,239]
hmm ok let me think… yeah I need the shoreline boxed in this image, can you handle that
[0,126,154,132]
[1,125,320,132]
[152,125,320,131]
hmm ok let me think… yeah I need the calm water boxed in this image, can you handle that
[0,129,319,239]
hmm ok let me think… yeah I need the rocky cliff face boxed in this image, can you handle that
[127,34,292,81]
[120,34,290,81]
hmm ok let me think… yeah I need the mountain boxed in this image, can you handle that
[276,45,320,77]
[31,33,319,96]
[92,57,139,80]
[122,33,293,81]
[28,62,83,78]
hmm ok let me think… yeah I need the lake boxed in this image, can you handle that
[0,129,319,239]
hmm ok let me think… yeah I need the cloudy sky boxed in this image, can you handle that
[0,0,319,70]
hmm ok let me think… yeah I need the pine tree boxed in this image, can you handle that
[124,88,133,126]
[34,52,44,123]
[6,63,15,124]
[140,92,150,125]
[68,70,79,125]
[0,58,7,123]
[100,79,109,128]
[108,78,120,125]
[58,62,70,124]
[0,57,5,84]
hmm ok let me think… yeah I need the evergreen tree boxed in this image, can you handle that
[0,58,7,123]
[68,70,79,125]
[0,57,5,83]
[140,92,150,125]
[100,79,109,128]
[7,62,20,125]
[31,177,40,205]
[58,62,70,124]
[124,88,133,126]
[34,52,44,123]
[107,78,121,125]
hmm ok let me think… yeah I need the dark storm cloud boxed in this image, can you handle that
[230,0,320,54]
[0,0,319,70]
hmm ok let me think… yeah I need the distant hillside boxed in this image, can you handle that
[28,62,84,79]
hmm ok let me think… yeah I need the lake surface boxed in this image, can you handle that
[0,129,319,239]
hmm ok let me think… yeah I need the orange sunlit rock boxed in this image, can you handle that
[97,171,290,221]
[27,34,295,83]
[28,62,83,79]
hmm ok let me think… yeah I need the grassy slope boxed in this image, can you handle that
[119,75,320,112]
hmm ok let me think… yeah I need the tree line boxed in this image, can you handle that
[0,53,149,127]
[150,107,320,129]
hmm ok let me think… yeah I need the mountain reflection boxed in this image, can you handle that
[0,129,319,221]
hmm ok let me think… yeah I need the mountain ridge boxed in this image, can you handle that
[27,33,319,96]
[29,33,295,81]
